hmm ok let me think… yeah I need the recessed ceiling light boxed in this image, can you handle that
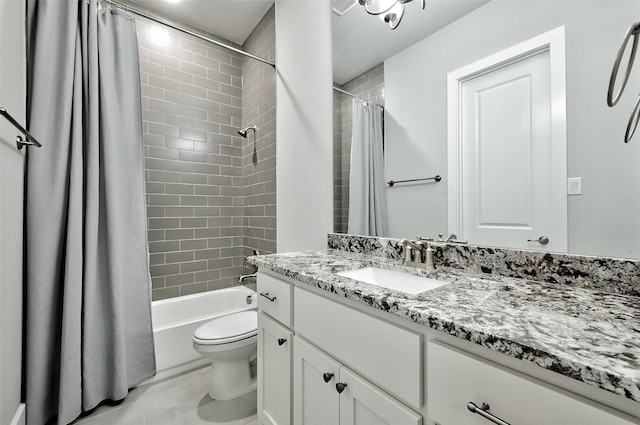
[149,26,170,44]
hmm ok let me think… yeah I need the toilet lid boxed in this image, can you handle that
[193,311,257,345]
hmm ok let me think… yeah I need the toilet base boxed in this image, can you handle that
[209,357,257,400]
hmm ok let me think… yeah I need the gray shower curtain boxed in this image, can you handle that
[348,99,388,236]
[25,1,155,424]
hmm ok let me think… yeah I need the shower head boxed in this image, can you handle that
[238,125,256,138]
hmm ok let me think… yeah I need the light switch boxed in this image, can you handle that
[568,177,582,195]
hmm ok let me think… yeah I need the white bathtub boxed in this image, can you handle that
[151,286,257,381]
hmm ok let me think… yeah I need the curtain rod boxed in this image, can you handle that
[106,0,275,68]
[333,86,384,108]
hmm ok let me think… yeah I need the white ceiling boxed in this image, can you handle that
[131,0,274,45]
[131,0,489,84]
[333,0,489,84]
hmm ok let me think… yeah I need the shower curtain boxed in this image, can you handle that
[348,99,388,236]
[25,1,155,424]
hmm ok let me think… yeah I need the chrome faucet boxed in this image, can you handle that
[238,272,257,283]
[238,249,261,282]
[399,234,469,270]
[423,233,468,270]
[398,238,428,269]
[435,233,468,244]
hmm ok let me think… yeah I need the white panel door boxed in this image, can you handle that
[448,28,567,252]
[258,312,292,425]
[339,367,422,425]
[293,336,340,425]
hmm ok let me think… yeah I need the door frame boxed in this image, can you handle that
[447,26,568,250]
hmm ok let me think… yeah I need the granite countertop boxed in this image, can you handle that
[248,249,640,404]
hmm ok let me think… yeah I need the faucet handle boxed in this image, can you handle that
[416,235,433,241]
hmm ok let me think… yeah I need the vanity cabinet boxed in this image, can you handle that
[257,268,640,425]
[257,312,292,425]
[427,340,638,425]
[257,270,294,425]
[294,335,422,425]
[257,271,423,425]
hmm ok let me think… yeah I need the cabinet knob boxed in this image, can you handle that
[323,372,334,383]
[277,338,287,346]
[335,382,348,394]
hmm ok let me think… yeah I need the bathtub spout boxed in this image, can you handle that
[238,272,257,283]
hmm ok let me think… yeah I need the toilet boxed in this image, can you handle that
[192,310,258,400]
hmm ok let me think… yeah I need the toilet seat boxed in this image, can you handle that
[193,310,257,345]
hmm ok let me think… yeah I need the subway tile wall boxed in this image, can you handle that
[242,7,277,266]
[136,8,275,300]
[333,64,385,234]
[333,90,344,233]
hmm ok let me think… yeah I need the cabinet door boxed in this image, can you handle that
[258,312,292,425]
[293,336,341,425]
[339,367,423,425]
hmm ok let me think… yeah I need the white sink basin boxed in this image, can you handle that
[337,267,450,295]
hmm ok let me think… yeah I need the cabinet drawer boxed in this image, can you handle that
[427,340,638,425]
[294,287,422,409]
[257,272,292,328]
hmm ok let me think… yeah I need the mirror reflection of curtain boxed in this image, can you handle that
[348,99,388,236]
[25,1,155,424]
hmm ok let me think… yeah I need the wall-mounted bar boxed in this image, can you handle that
[106,0,275,68]
[387,175,441,187]
[333,86,384,108]
[0,107,42,150]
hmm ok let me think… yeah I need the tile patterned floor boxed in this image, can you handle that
[72,366,258,425]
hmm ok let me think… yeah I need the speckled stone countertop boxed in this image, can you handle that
[248,249,640,404]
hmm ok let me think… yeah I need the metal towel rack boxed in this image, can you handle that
[387,175,441,187]
[0,107,42,150]
[607,22,640,142]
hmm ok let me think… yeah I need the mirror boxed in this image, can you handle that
[333,0,640,260]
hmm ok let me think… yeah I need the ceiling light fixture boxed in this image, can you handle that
[358,0,425,30]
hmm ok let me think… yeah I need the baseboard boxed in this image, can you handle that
[9,404,25,425]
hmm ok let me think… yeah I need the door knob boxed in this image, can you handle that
[527,236,549,245]
[277,338,287,346]
[335,382,348,393]
[323,372,334,383]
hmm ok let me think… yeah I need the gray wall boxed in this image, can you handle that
[385,0,640,259]
[275,0,333,252]
[242,7,277,263]
[333,64,385,234]
[138,17,246,300]
[139,9,276,300]
[0,1,26,424]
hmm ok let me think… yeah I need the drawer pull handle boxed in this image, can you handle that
[260,292,277,302]
[335,382,348,394]
[277,338,287,346]
[323,372,334,383]
[467,402,511,425]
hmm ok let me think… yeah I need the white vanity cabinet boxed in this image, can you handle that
[293,335,340,425]
[257,271,423,425]
[293,286,423,425]
[294,335,422,425]
[427,340,638,425]
[257,272,294,425]
[257,312,292,425]
[257,268,640,425]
